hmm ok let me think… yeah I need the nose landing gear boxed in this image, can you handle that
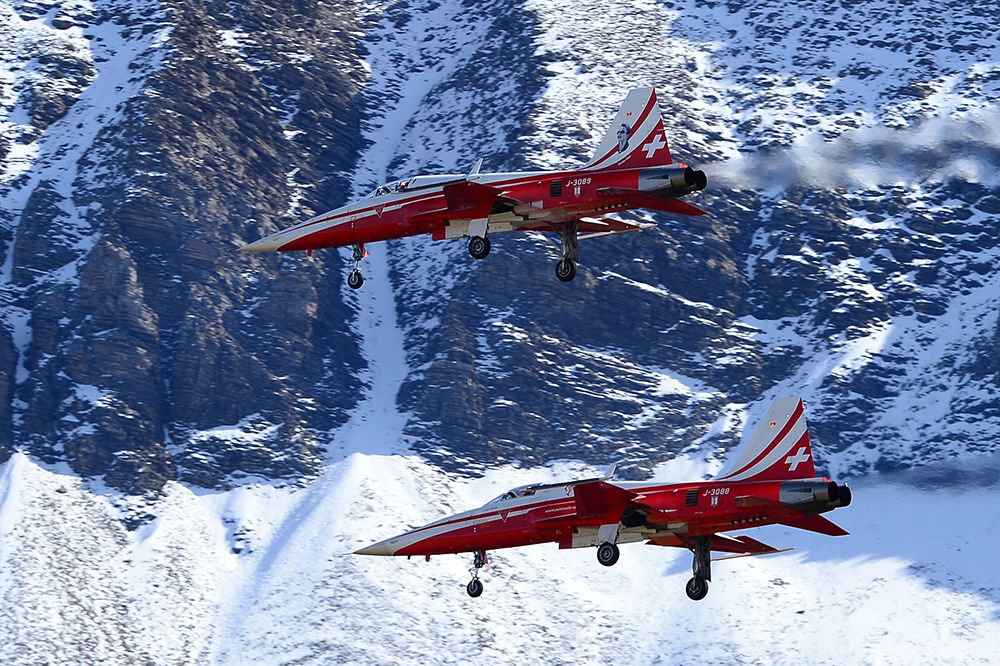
[345,243,367,289]
[466,549,488,598]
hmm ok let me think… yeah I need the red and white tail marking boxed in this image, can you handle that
[715,397,818,482]
[582,88,673,171]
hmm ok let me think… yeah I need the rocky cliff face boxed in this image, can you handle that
[2,0,371,492]
[1,0,999,497]
[387,0,1000,478]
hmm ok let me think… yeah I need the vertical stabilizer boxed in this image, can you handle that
[582,88,673,171]
[715,397,818,482]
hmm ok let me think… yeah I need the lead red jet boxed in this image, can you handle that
[241,87,707,288]
[355,397,852,600]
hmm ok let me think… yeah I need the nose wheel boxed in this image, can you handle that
[347,269,364,289]
[466,549,488,597]
[555,258,576,282]
[685,576,709,600]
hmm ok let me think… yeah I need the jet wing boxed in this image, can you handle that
[442,181,505,217]
[573,480,638,518]
[410,182,543,225]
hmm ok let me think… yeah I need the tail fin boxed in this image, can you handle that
[582,88,673,171]
[715,397,817,482]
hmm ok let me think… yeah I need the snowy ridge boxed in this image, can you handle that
[2,451,1000,664]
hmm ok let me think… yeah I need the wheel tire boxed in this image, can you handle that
[685,576,709,601]
[468,235,491,259]
[347,270,364,290]
[596,542,620,567]
[555,258,577,282]
[466,579,484,598]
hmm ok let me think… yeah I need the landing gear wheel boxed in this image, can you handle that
[347,269,364,290]
[468,235,491,259]
[596,542,620,567]
[685,576,709,601]
[466,578,484,598]
[555,258,576,282]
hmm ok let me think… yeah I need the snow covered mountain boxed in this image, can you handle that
[1,0,999,663]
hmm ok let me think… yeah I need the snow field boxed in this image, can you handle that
[2,452,999,664]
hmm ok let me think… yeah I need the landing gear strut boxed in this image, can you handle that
[347,243,366,289]
[556,220,579,282]
[685,535,711,601]
[466,549,488,597]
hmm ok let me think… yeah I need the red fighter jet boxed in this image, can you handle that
[355,397,852,600]
[241,87,707,288]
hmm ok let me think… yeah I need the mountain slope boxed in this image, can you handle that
[1,0,1000,663]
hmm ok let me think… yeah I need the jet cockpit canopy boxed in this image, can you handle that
[484,475,605,506]
[366,179,411,198]
[365,174,466,198]
[484,484,538,506]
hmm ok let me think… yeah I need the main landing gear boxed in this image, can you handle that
[346,243,366,289]
[556,220,579,282]
[466,549,488,598]
[686,536,712,601]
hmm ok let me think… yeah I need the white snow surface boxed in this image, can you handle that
[2,451,1000,665]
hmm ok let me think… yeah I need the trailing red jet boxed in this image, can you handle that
[241,87,707,287]
[355,397,852,600]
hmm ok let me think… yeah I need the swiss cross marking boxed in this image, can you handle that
[642,134,667,158]
[785,447,811,471]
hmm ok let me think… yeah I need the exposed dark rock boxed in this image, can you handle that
[3,0,999,493]
[0,323,15,457]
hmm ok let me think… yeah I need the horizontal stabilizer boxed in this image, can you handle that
[779,514,849,536]
[657,199,707,216]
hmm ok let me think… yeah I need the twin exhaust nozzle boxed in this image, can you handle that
[780,480,853,508]
[648,166,708,192]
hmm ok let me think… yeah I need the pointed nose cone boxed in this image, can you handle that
[354,538,398,556]
[240,235,284,253]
